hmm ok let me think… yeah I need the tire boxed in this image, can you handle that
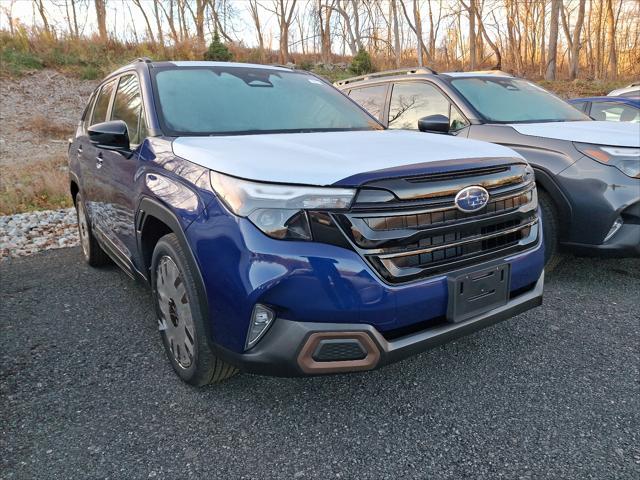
[538,189,563,272]
[151,233,238,386]
[75,194,110,267]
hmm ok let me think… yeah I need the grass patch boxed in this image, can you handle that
[0,48,44,76]
[0,156,72,215]
[23,115,74,140]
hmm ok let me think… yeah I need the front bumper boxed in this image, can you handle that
[214,270,544,376]
[557,156,640,255]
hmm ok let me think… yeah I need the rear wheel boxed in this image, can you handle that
[538,189,563,272]
[151,233,238,386]
[75,194,110,267]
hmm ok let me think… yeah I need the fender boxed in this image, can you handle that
[135,196,215,348]
[532,166,573,241]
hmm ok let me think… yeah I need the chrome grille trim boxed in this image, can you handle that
[375,219,538,259]
[334,164,540,284]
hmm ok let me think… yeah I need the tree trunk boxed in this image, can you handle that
[318,1,332,64]
[391,0,401,67]
[468,0,477,69]
[94,0,108,41]
[249,0,265,57]
[545,0,561,80]
[34,0,51,36]
[153,0,165,46]
[132,0,156,44]
[605,0,617,78]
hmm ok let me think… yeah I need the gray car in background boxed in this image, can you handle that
[336,69,640,266]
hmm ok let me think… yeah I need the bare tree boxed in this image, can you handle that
[95,0,108,41]
[271,0,298,64]
[399,0,433,66]
[605,0,617,78]
[318,0,333,64]
[391,0,401,67]
[460,0,477,69]
[545,0,562,80]
[0,0,16,36]
[132,0,156,43]
[248,0,265,55]
[561,0,586,79]
[34,0,52,36]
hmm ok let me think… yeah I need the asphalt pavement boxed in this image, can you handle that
[1,248,639,479]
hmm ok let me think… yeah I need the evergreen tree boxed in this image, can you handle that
[204,32,233,62]
[349,48,373,75]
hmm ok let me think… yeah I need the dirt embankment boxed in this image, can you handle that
[0,69,98,167]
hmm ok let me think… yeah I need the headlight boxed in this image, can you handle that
[210,171,356,240]
[574,143,640,178]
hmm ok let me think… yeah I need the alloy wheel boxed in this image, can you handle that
[156,255,196,369]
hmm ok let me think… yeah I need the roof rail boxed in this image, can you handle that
[335,66,437,86]
[134,57,153,64]
[462,69,512,76]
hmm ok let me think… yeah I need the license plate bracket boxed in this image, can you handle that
[447,263,510,323]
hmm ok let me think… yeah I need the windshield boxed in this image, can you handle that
[450,77,589,123]
[151,66,381,135]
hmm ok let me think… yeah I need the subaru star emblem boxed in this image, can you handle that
[454,186,490,212]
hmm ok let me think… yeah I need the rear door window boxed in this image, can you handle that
[90,80,116,126]
[348,84,388,121]
[111,74,144,144]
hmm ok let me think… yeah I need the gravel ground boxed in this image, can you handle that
[0,209,78,259]
[1,249,639,480]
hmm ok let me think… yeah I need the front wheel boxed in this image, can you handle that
[538,189,563,272]
[151,233,238,386]
[75,194,110,267]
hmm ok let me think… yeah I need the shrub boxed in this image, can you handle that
[204,32,233,62]
[349,48,373,76]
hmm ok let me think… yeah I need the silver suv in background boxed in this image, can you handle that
[336,68,640,266]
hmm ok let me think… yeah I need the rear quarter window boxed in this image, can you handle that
[348,84,388,121]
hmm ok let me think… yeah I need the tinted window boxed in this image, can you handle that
[571,101,588,113]
[451,77,588,123]
[589,102,639,123]
[153,67,380,135]
[388,82,468,131]
[348,85,387,121]
[111,74,144,144]
[91,80,115,126]
[82,92,97,131]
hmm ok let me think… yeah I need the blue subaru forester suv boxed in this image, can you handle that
[69,59,544,386]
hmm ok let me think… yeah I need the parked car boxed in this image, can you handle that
[336,68,640,265]
[569,96,639,123]
[69,60,544,386]
[607,82,640,98]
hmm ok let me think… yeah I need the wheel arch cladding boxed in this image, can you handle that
[136,197,214,347]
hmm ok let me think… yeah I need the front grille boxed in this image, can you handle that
[334,163,540,283]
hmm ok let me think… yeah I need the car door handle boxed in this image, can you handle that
[96,154,103,169]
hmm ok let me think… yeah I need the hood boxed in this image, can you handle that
[172,130,522,186]
[509,121,640,147]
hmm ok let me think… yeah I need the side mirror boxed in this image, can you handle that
[417,114,450,134]
[88,120,130,151]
